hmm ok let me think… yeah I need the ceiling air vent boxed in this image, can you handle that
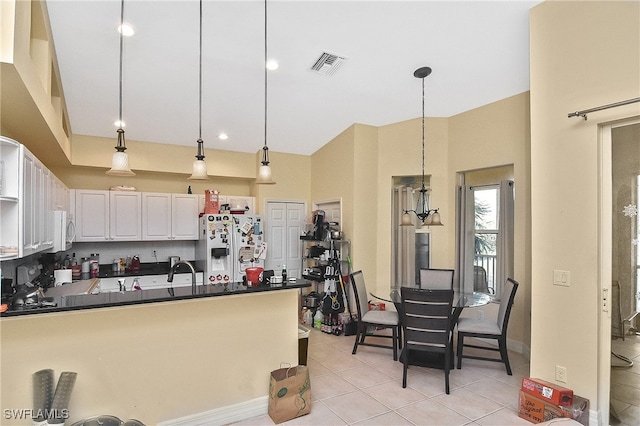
[310,52,347,76]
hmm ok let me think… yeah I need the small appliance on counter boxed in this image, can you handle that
[129,256,141,273]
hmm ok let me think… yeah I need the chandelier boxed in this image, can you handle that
[400,66,442,228]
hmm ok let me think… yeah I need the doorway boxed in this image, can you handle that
[608,121,640,425]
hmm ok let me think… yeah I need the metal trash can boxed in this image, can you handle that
[298,325,310,365]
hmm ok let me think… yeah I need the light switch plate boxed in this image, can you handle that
[553,270,571,287]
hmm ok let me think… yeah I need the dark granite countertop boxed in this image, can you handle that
[1,279,311,317]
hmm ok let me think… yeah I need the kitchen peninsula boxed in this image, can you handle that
[1,280,310,424]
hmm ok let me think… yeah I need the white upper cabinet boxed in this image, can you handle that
[141,193,172,240]
[171,194,199,240]
[74,190,110,241]
[74,190,142,241]
[22,147,54,255]
[0,137,21,260]
[109,192,142,241]
[142,193,199,240]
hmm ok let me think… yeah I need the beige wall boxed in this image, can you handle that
[449,92,531,352]
[0,290,300,424]
[530,0,640,414]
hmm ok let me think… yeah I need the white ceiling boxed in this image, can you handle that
[46,0,541,156]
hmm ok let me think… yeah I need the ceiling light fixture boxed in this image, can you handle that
[400,66,443,228]
[256,0,275,185]
[106,0,135,177]
[188,0,209,180]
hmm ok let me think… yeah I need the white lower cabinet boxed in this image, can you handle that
[99,272,204,292]
[142,193,199,240]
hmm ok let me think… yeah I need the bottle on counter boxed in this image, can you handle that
[90,253,99,278]
[81,257,90,280]
[71,253,81,280]
[282,264,287,281]
[314,309,323,330]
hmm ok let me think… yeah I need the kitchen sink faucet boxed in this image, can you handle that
[167,260,197,295]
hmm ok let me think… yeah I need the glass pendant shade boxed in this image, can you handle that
[188,138,208,180]
[106,150,135,176]
[106,128,135,176]
[401,212,413,226]
[188,159,208,180]
[256,164,275,184]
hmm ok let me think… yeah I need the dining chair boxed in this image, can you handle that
[351,270,401,360]
[473,265,491,293]
[419,268,454,290]
[401,287,455,393]
[456,278,519,374]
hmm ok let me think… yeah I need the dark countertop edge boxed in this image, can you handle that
[1,282,311,318]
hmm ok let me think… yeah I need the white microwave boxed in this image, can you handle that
[52,210,75,252]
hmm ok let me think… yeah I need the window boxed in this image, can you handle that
[456,180,514,299]
[474,186,499,294]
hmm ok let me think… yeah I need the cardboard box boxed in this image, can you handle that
[368,301,385,311]
[204,189,219,214]
[518,390,589,425]
[522,377,574,406]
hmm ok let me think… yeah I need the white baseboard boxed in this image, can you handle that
[157,396,268,426]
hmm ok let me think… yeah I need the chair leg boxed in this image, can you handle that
[499,337,512,375]
[444,348,450,394]
[456,333,464,369]
[352,324,361,355]
[402,349,408,388]
[392,327,398,361]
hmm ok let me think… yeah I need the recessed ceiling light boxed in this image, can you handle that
[266,59,279,71]
[218,133,228,140]
[118,23,135,37]
[114,120,125,127]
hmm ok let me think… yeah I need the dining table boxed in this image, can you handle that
[371,285,493,368]
[373,286,492,327]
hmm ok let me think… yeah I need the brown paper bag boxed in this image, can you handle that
[268,365,311,424]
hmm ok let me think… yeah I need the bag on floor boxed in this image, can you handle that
[268,364,311,424]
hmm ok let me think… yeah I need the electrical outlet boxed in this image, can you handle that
[555,365,567,383]
[478,310,485,321]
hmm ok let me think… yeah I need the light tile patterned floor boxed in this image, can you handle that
[234,328,532,425]
[610,333,640,425]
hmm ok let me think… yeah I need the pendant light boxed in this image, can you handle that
[256,0,275,184]
[107,0,135,177]
[188,0,209,180]
[401,66,443,228]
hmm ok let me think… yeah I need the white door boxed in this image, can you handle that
[265,201,305,278]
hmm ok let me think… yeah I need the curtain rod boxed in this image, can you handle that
[568,97,640,120]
